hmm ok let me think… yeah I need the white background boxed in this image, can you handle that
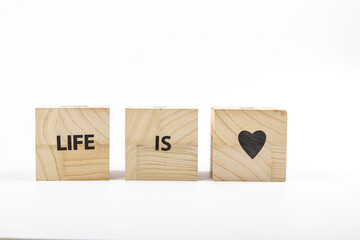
[0,0,360,239]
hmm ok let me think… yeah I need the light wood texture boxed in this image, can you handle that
[211,108,287,182]
[125,108,198,180]
[36,107,110,180]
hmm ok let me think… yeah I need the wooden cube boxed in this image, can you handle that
[125,108,198,180]
[36,106,110,181]
[211,107,287,182]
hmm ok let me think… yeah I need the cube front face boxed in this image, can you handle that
[211,108,287,182]
[36,107,110,181]
[125,108,198,180]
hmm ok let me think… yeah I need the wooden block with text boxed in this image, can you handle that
[125,108,198,180]
[36,106,110,181]
[211,107,287,182]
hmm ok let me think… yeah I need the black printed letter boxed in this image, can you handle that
[73,135,83,150]
[85,134,95,150]
[161,136,171,151]
[57,136,67,151]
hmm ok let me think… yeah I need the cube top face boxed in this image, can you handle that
[36,107,110,181]
[125,108,198,181]
[211,108,287,182]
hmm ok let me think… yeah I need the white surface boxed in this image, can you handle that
[1,170,359,240]
[0,0,360,239]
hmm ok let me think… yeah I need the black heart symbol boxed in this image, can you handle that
[238,130,266,159]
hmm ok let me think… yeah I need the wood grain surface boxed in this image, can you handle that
[211,108,287,182]
[36,107,110,180]
[125,108,198,180]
